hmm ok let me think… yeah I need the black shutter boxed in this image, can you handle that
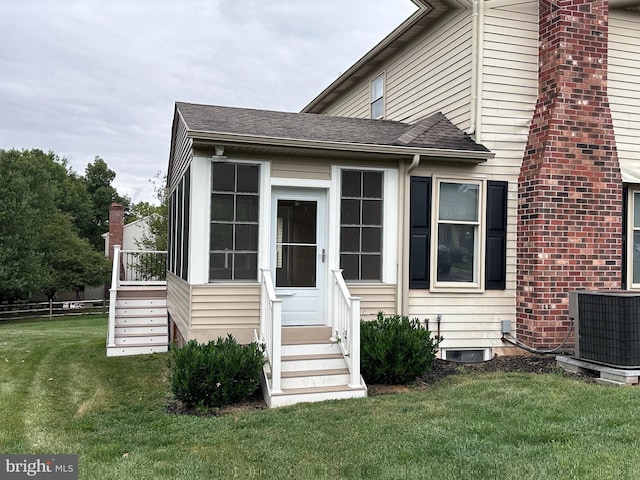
[622,186,628,289]
[409,176,431,289]
[485,180,508,290]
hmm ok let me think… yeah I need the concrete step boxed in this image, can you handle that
[107,344,168,357]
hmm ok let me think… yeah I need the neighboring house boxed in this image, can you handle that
[166,0,640,404]
[103,206,153,256]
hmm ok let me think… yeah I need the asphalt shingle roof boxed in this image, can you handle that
[176,102,490,154]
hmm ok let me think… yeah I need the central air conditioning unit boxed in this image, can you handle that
[569,290,640,368]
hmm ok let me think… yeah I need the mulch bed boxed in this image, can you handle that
[166,355,594,416]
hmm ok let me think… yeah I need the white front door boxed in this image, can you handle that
[271,188,327,326]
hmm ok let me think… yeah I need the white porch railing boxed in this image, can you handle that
[107,245,167,348]
[259,269,283,394]
[119,249,167,285]
[331,269,361,388]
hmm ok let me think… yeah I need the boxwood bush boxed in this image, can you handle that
[168,335,265,408]
[360,312,441,385]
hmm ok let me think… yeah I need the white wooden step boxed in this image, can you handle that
[107,344,168,357]
[115,307,167,317]
[115,325,167,336]
[267,385,367,407]
[116,298,167,308]
[114,335,168,346]
[281,342,341,357]
[268,368,351,390]
[280,353,346,372]
[115,316,167,326]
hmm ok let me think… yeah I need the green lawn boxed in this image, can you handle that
[2,316,640,479]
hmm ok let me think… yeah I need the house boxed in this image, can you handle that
[165,0,640,405]
[106,203,169,357]
[103,204,154,257]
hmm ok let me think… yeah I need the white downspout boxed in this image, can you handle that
[401,154,421,316]
[466,0,484,143]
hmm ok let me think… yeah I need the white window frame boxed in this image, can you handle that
[628,188,640,289]
[431,176,485,291]
[331,165,398,284]
[370,73,385,119]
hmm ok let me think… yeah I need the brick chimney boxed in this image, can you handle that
[108,202,124,260]
[516,0,623,349]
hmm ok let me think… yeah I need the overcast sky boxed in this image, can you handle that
[0,0,416,203]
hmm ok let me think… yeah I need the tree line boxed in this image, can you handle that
[0,149,165,302]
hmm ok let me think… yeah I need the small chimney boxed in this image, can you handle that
[516,0,623,349]
[108,203,124,260]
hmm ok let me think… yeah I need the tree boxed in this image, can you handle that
[132,172,168,251]
[84,156,131,249]
[0,150,53,300]
[0,149,119,301]
[39,213,109,300]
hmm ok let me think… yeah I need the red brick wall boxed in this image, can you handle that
[516,0,622,349]
[108,203,124,260]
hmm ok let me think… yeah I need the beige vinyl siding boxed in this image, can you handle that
[480,0,538,164]
[271,158,331,181]
[385,9,473,125]
[406,163,518,350]
[169,116,193,192]
[609,10,640,176]
[167,272,190,338]
[322,9,473,127]
[188,284,260,344]
[409,292,514,349]
[347,284,397,320]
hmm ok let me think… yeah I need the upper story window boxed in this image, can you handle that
[209,162,260,281]
[370,74,385,119]
[340,170,384,281]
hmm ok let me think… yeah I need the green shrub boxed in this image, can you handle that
[168,335,265,408]
[360,312,441,385]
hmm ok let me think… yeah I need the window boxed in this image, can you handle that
[435,180,481,285]
[168,167,190,281]
[370,74,385,119]
[409,176,508,290]
[209,162,259,281]
[629,190,640,286]
[340,170,383,281]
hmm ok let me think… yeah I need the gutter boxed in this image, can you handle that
[187,130,494,162]
[466,0,484,142]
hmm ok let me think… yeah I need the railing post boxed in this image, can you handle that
[271,298,282,394]
[349,297,361,388]
[107,245,121,348]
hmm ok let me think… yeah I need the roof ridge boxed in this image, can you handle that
[394,113,444,146]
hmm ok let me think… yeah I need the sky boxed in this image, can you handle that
[0,0,417,204]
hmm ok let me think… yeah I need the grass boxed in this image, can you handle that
[2,316,640,479]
